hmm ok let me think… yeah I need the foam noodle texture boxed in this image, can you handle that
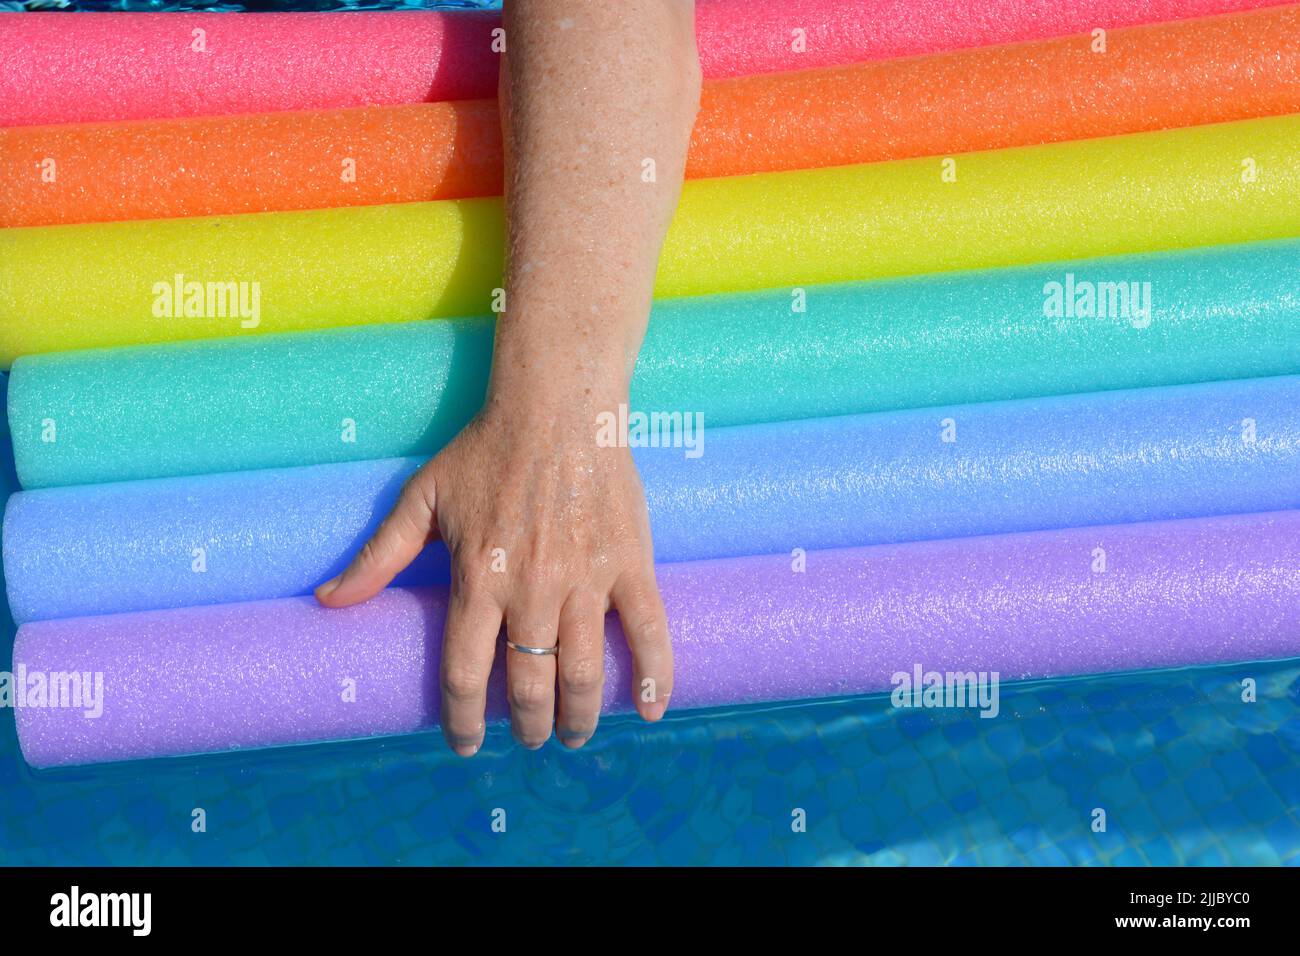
[4,114,1300,365]
[0,10,502,127]
[0,372,13,636]
[14,509,1300,767]
[691,5,1300,180]
[9,6,1300,227]
[0,102,505,228]
[0,198,505,366]
[5,456,434,624]
[12,239,1300,490]
[2,1,1289,126]
[6,375,1300,623]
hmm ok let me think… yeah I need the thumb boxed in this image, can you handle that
[315,472,440,607]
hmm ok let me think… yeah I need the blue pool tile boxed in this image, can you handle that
[1149,715,1185,745]
[1131,756,1168,790]
[1008,753,1044,784]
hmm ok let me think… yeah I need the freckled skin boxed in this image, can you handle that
[317,0,702,755]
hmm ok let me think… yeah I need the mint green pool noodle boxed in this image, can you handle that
[10,238,1300,489]
[1,373,17,636]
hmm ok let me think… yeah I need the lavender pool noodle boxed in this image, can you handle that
[13,509,1300,767]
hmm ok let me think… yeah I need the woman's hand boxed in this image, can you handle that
[316,376,671,755]
[318,0,699,754]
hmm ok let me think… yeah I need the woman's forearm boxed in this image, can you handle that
[488,0,700,412]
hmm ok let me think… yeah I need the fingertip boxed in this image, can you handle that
[558,716,599,750]
[511,721,552,750]
[314,575,342,606]
[443,722,485,758]
[315,571,378,608]
[637,694,670,722]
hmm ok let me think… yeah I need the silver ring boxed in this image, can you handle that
[505,639,558,657]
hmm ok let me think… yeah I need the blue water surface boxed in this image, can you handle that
[3,643,1298,865]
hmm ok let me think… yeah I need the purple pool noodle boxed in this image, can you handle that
[13,509,1300,767]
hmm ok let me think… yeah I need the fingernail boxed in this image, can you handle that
[561,735,589,749]
[315,575,342,600]
[641,698,669,722]
[453,742,480,758]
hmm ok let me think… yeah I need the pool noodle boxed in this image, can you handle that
[0,10,503,128]
[6,374,1299,624]
[693,4,1300,179]
[1,1,1289,126]
[14,508,1300,768]
[3,112,1299,366]
[0,374,13,637]
[9,5,1300,228]
[0,101,504,228]
[1,101,502,228]
[11,238,1300,490]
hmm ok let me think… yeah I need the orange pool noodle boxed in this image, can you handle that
[690,3,1300,178]
[0,101,504,227]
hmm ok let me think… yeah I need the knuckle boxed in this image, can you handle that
[442,666,486,702]
[623,606,668,644]
[509,679,552,711]
[519,562,564,596]
[459,540,515,582]
[560,657,603,696]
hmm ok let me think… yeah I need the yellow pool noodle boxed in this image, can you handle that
[2,114,1298,365]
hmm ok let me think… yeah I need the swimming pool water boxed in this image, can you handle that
[2,640,1297,865]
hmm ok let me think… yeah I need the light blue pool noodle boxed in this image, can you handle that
[9,237,1300,488]
[4,374,1299,624]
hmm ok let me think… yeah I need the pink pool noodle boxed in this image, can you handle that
[2,1,1291,125]
[13,509,1300,767]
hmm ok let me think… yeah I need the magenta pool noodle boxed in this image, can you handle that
[2,1,1290,125]
[6,374,1300,624]
[13,509,1300,768]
